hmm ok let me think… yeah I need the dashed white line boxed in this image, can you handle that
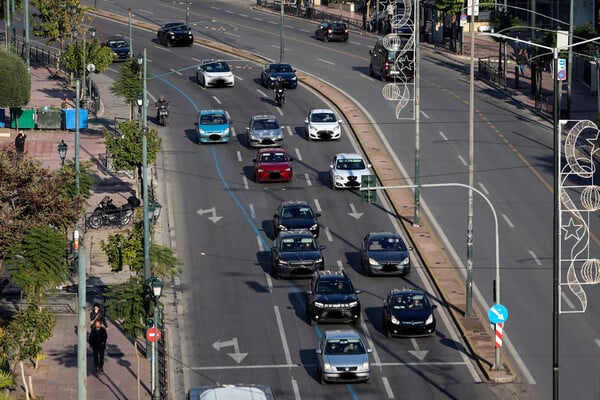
[268,21,278,25]
[304,173,312,186]
[231,126,236,137]
[243,176,249,190]
[360,74,376,81]
[276,107,284,116]
[324,227,333,242]
[294,148,302,161]
[478,182,490,196]
[257,89,269,97]
[381,377,395,398]
[253,17,264,21]
[336,260,343,268]
[286,125,293,136]
[561,291,576,309]
[169,68,183,75]
[239,13,249,17]
[298,28,310,33]
[236,151,242,163]
[313,199,322,212]
[291,377,301,400]
[317,58,335,65]
[529,250,542,266]
[257,236,264,252]
[284,25,294,29]
[274,306,293,366]
[212,96,222,104]
[225,32,241,38]
[502,214,514,228]
[420,110,429,119]
[225,10,234,14]
[225,110,231,120]
[457,155,467,166]
[265,273,273,292]
[438,131,448,141]
[249,203,256,219]
[349,41,361,45]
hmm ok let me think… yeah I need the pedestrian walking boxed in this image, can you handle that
[89,319,108,372]
[14,131,26,157]
[518,48,529,77]
[89,303,107,328]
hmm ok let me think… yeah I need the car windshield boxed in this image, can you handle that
[311,113,336,123]
[205,62,230,72]
[200,114,227,125]
[280,237,316,251]
[108,40,128,48]
[172,24,189,32]
[392,294,427,310]
[316,280,353,295]
[368,237,406,251]
[324,339,365,355]
[253,119,279,130]
[335,159,366,170]
[271,64,293,73]
[259,152,288,163]
[281,206,314,219]
[331,23,346,29]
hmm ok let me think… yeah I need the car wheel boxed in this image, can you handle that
[330,176,336,190]
[365,377,371,384]
[369,64,375,77]
[200,77,206,88]
[324,34,329,42]
[166,40,172,48]
[319,372,326,385]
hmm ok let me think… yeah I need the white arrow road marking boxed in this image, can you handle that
[197,207,223,223]
[595,339,600,349]
[347,203,363,219]
[408,338,429,361]
[212,338,248,363]
[490,306,505,321]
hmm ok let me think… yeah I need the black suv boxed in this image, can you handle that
[157,22,193,47]
[104,37,130,62]
[271,231,325,279]
[315,21,349,42]
[368,37,414,81]
[273,201,321,238]
[306,269,361,325]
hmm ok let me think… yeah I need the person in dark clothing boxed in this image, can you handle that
[14,131,26,156]
[89,303,107,328]
[89,319,108,372]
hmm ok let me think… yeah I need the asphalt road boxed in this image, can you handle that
[83,0,600,398]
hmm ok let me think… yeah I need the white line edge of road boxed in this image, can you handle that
[274,305,293,367]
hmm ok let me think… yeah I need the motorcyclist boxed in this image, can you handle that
[155,95,169,119]
[274,77,285,104]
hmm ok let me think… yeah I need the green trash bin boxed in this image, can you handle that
[37,108,62,130]
[10,108,36,129]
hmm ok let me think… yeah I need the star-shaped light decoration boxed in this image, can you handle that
[586,130,600,157]
[562,217,584,241]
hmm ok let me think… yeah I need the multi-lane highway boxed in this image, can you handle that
[85,0,600,398]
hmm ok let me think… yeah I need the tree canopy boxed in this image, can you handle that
[104,119,162,171]
[0,48,31,108]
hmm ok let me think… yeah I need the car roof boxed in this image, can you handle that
[310,108,335,115]
[280,200,310,207]
[187,384,275,400]
[200,109,226,116]
[106,36,127,42]
[278,230,312,238]
[324,329,362,340]
[389,287,426,296]
[368,232,401,239]
[268,63,292,67]
[252,115,277,120]
[334,153,365,160]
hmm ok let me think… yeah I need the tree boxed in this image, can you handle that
[0,48,31,108]
[110,59,144,119]
[62,36,115,75]
[436,0,462,53]
[103,119,162,173]
[571,24,600,124]
[30,0,87,47]
[0,152,85,259]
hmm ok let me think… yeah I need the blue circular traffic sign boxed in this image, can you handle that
[557,70,566,80]
[488,304,508,324]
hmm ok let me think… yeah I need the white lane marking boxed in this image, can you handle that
[274,306,293,366]
[188,360,470,370]
[276,107,284,116]
[502,214,515,228]
[225,32,241,38]
[360,74,376,82]
[249,203,256,219]
[192,57,203,63]
[257,89,269,97]
[595,339,600,349]
[313,199,322,212]
[284,25,294,29]
[231,126,236,138]
[420,110,429,119]
[169,68,183,75]
[438,131,448,141]
[529,250,542,266]
[324,226,333,242]
[237,151,242,163]
[561,291,575,309]
[265,273,273,292]
[336,260,343,268]
[243,176,249,190]
[381,377,394,398]
[239,13,249,17]
[253,17,264,21]
[304,173,312,186]
[349,41,361,45]
[478,182,489,196]
[210,6,220,10]
[299,28,310,33]
[294,148,302,161]
[269,21,278,25]
[213,96,222,105]
[286,125,293,136]
[257,236,264,252]
[291,377,301,400]
[225,9,234,14]
[317,58,335,65]
[457,155,467,166]
[225,110,231,120]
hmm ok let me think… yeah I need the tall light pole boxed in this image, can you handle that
[150,278,163,400]
[413,0,421,227]
[279,0,284,62]
[75,79,81,196]
[24,0,30,67]
[128,8,133,58]
[138,48,150,281]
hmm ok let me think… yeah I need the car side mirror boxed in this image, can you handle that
[307,289,313,295]
[304,118,309,124]
[315,213,321,218]
[432,304,438,310]
[338,120,342,123]
[369,49,373,55]
[355,289,362,294]
[315,349,322,354]
[367,348,373,353]
[253,159,257,163]
[273,214,278,218]
[408,246,414,251]
[319,245,326,250]
[329,164,334,169]
[367,164,372,168]
[246,127,250,131]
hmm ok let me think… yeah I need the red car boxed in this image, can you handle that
[253,148,293,183]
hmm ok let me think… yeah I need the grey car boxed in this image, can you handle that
[316,329,372,384]
[360,232,412,276]
[246,115,284,148]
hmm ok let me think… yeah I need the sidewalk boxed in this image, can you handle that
[0,66,152,399]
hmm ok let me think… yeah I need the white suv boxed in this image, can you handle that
[329,153,372,190]
[305,109,342,140]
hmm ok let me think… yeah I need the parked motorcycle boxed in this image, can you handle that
[88,196,140,229]
[157,104,169,126]
[275,88,285,107]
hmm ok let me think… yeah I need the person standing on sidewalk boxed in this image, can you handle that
[89,319,108,372]
[89,303,107,328]
[14,131,26,157]
[518,48,529,77]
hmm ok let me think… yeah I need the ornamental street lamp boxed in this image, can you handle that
[148,202,163,225]
[149,277,163,400]
[57,140,68,166]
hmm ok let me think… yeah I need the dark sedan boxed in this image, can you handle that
[271,231,324,279]
[382,288,437,337]
[157,22,193,47]
[273,201,321,237]
[103,37,130,62]
[360,232,411,276]
[315,21,349,42]
[261,63,298,89]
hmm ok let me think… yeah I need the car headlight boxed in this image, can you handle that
[315,257,323,264]
[198,128,206,134]
[348,301,358,307]
[334,175,344,181]
[277,225,287,231]
[291,76,297,81]
[310,224,318,231]
[360,362,370,370]
[277,259,288,265]
[309,126,318,133]
[323,362,333,372]
[390,315,400,325]
[257,168,264,173]
[314,301,324,308]
[368,257,380,266]
[284,167,291,172]
[224,128,230,135]
[333,125,341,132]
[426,314,434,325]
[401,256,410,265]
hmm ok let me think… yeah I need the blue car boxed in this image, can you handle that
[196,110,231,144]
[261,63,298,89]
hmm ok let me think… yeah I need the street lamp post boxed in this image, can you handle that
[149,277,163,400]
[57,140,68,166]
[139,48,150,283]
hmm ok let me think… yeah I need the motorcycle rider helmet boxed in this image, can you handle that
[159,95,165,102]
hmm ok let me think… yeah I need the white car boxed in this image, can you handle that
[305,109,342,140]
[329,153,372,190]
[196,60,235,88]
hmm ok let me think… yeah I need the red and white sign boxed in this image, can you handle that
[495,322,503,348]
[146,327,162,343]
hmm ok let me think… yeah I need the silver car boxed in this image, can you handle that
[315,329,372,384]
[246,115,283,148]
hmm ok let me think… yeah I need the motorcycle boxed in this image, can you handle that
[275,88,285,107]
[157,104,169,126]
[88,196,140,229]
